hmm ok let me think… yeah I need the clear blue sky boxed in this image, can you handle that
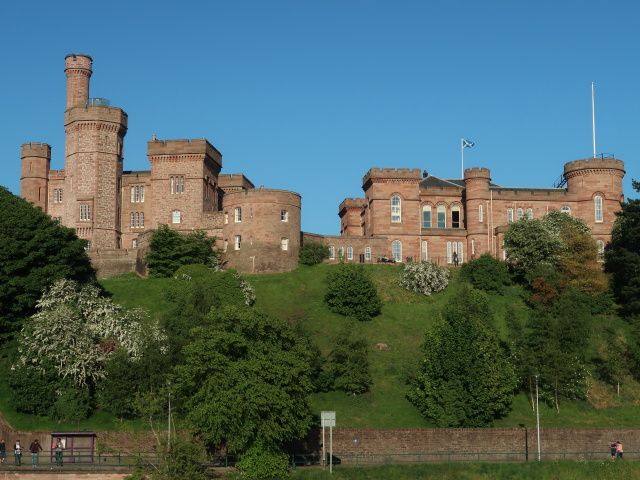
[1,0,637,235]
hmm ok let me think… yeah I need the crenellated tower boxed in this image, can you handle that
[463,167,492,257]
[64,54,128,249]
[20,142,51,211]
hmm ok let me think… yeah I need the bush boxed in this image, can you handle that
[299,241,330,266]
[460,253,511,294]
[398,261,449,296]
[324,263,382,321]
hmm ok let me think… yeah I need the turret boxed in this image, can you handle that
[65,54,92,110]
[20,142,51,210]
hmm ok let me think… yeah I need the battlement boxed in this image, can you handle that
[339,197,365,211]
[65,104,128,127]
[65,53,93,70]
[564,158,625,175]
[147,138,222,164]
[464,167,491,180]
[21,142,51,158]
[363,168,422,183]
[219,173,255,190]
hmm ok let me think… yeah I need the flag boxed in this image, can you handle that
[462,139,474,148]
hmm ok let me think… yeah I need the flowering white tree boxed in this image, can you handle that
[15,279,167,388]
[399,261,450,296]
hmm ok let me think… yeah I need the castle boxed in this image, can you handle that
[20,54,625,276]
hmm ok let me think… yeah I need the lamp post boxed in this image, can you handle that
[534,375,540,461]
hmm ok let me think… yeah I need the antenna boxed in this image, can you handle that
[591,82,596,158]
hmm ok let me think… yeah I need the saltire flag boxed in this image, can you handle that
[462,139,474,148]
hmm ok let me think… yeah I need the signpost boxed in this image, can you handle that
[321,411,336,473]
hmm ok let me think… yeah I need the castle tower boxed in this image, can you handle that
[564,157,625,239]
[464,167,492,257]
[64,54,128,250]
[20,142,51,211]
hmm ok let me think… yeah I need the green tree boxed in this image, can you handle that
[173,306,315,478]
[605,181,640,316]
[298,241,330,266]
[146,224,219,278]
[460,253,511,294]
[398,261,450,296]
[407,288,516,427]
[0,186,94,340]
[324,263,382,321]
[325,322,372,395]
[503,218,563,274]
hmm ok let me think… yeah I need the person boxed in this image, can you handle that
[616,441,624,459]
[54,438,64,466]
[609,441,617,459]
[13,440,22,466]
[29,439,42,466]
[0,439,6,466]
[452,251,459,267]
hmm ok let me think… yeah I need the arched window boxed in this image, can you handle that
[347,246,353,260]
[561,205,571,215]
[338,247,344,259]
[527,208,533,219]
[329,246,335,260]
[517,208,523,220]
[365,247,371,261]
[451,205,461,228]
[172,210,181,224]
[479,204,483,223]
[594,196,603,223]
[437,205,446,228]
[421,241,428,261]
[422,205,432,228]
[507,208,513,223]
[596,240,605,262]
[392,240,402,262]
[391,196,401,223]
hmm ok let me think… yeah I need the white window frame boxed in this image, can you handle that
[437,205,446,228]
[392,240,402,262]
[517,208,523,220]
[281,237,288,251]
[235,207,242,223]
[281,210,289,222]
[596,240,605,262]
[422,205,431,228]
[365,246,371,261]
[391,195,401,223]
[507,208,513,224]
[595,196,603,223]
[132,238,138,249]
[338,246,344,259]
[347,246,353,260]
[527,208,533,219]
[329,246,335,260]
[235,235,242,250]
[80,204,91,221]
[172,209,181,224]
[478,204,483,223]
[421,241,428,261]
[561,205,571,215]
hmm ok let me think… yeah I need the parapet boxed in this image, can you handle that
[363,168,422,184]
[564,158,625,176]
[21,142,51,158]
[339,197,365,211]
[64,53,93,72]
[464,167,491,180]
[219,173,255,190]
[147,138,222,165]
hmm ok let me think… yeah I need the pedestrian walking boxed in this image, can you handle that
[13,440,22,466]
[0,439,6,466]
[29,439,42,466]
[609,441,617,459]
[53,438,64,466]
[616,441,624,459]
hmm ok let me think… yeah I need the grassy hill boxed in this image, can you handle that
[2,263,638,431]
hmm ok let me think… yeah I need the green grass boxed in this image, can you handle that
[288,460,640,480]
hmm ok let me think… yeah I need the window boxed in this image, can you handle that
[172,209,181,224]
[132,238,138,249]
[54,189,63,203]
[365,246,371,261]
[451,205,461,228]
[131,186,145,203]
[479,204,483,223]
[596,240,605,262]
[347,246,353,260]
[235,207,242,222]
[235,235,242,250]
[85,240,91,250]
[527,208,533,219]
[421,241,428,261]
[437,205,446,228]
[391,195,401,223]
[79,204,91,221]
[447,242,464,264]
[130,212,145,228]
[338,247,344,259]
[281,237,288,251]
[130,212,135,228]
[139,212,144,228]
[392,240,402,262]
[595,196,603,223]
[471,239,475,257]
[507,208,513,223]
[281,210,288,221]
[561,205,571,215]
[224,212,228,224]
[422,205,431,228]
[170,176,185,194]
[517,208,523,220]
[329,246,335,260]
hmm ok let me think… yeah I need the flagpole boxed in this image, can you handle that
[591,82,596,158]
[461,138,464,178]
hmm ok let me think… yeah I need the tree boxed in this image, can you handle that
[173,306,316,478]
[325,322,372,395]
[298,241,330,266]
[460,253,511,294]
[407,288,516,427]
[146,224,220,278]
[398,261,450,296]
[605,181,640,315]
[324,263,382,321]
[503,218,563,273]
[0,186,94,340]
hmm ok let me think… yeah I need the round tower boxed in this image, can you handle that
[464,167,492,257]
[65,54,92,110]
[222,188,301,274]
[20,142,51,211]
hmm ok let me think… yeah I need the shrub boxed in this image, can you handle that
[324,263,382,321]
[398,261,449,296]
[299,241,330,266]
[460,253,511,294]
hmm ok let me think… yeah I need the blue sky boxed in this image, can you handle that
[1,0,637,235]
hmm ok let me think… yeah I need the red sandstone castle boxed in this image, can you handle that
[20,54,625,275]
